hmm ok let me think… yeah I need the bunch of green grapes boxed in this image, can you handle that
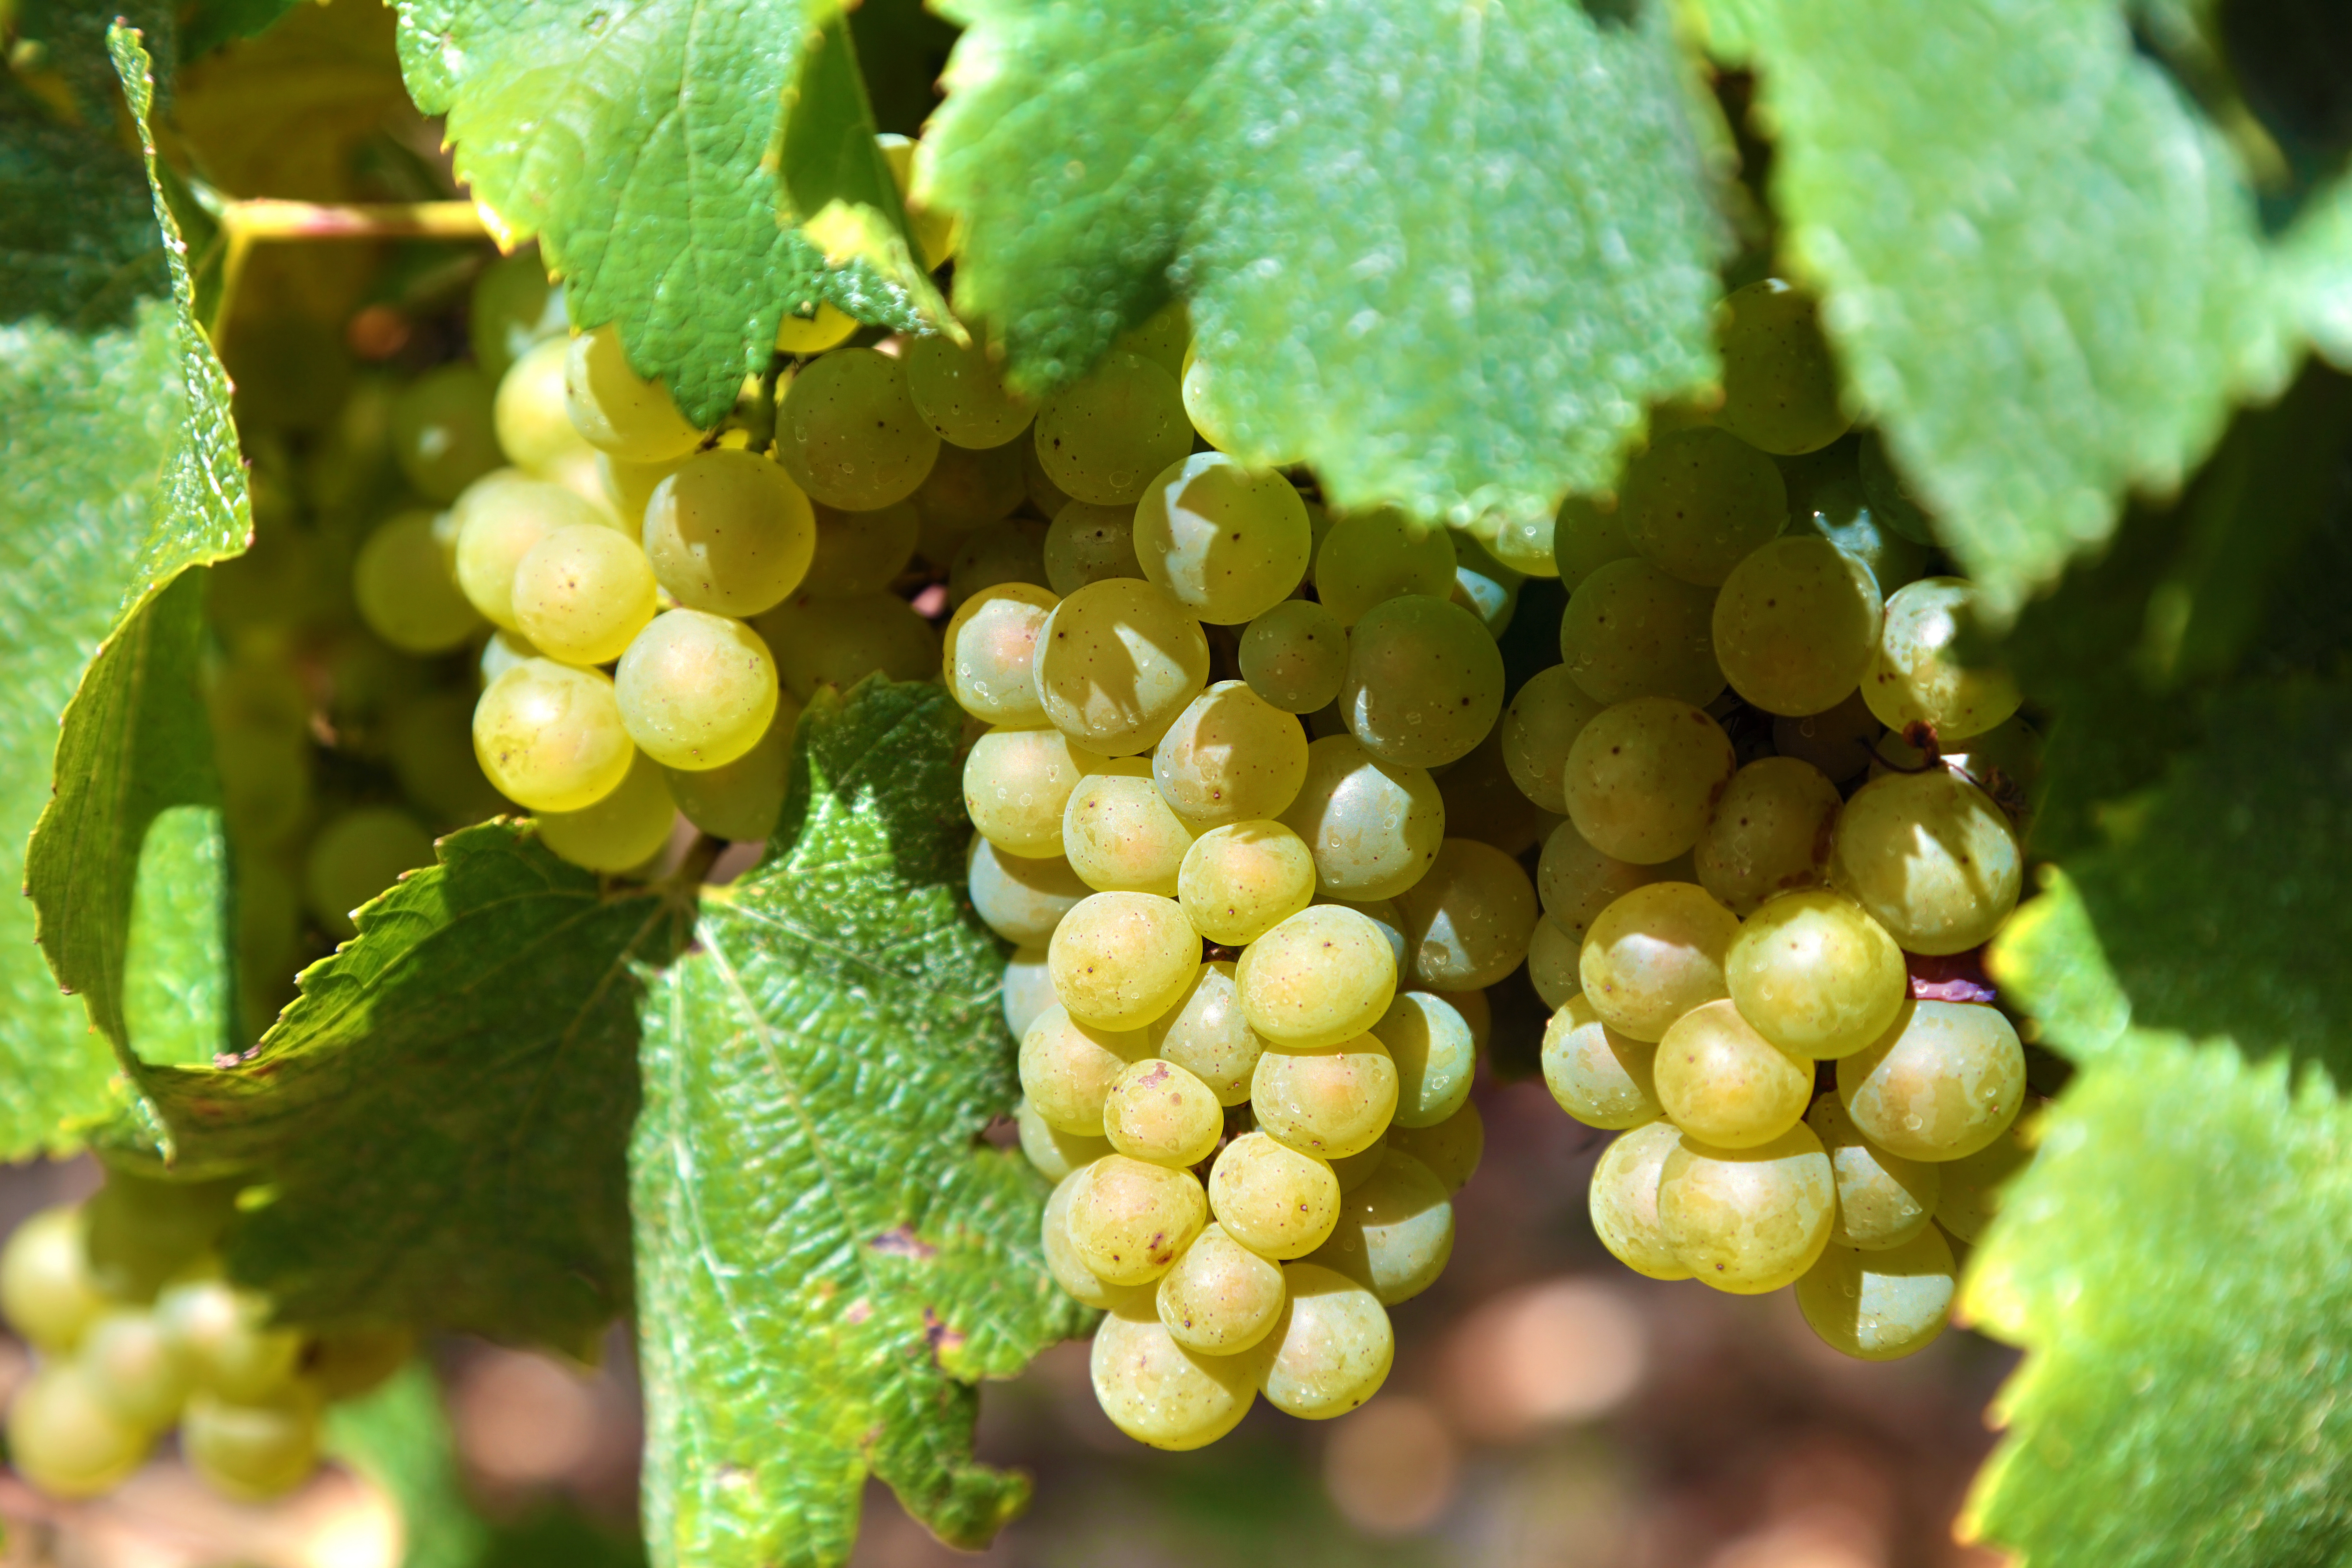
[0,1174,410,1503]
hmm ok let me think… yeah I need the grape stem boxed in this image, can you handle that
[186,183,489,339]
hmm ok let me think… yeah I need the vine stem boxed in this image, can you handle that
[196,193,490,339]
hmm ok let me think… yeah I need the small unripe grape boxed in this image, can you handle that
[641,449,819,617]
[513,524,659,665]
[1047,892,1202,1030]
[1020,1004,1151,1135]
[1018,1098,1110,1182]
[1091,1299,1265,1450]
[1154,681,1308,827]
[1314,510,1455,627]
[0,1206,108,1354]
[1714,279,1851,455]
[1694,756,1841,916]
[1340,594,1506,770]
[1308,1151,1452,1305]
[1563,696,1736,865]
[968,837,1090,947]
[1795,1228,1955,1361]
[1578,882,1738,1042]
[1177,822,1316,947]
[801,500,918,598]
[1589,1119,1691,1280]
[1044,500,1144,595]
[1831,769,2022,954]
[1157,1224,1286,1356]
[392,365,502,501]
[1236,904,1398,1050]
[537,750,677,872]
[614,610,780,770]
[1062,761,1197,896]
[1034,578,1211,757]
[1066,1154,1207,1284]
[1658,1120,1836,1294]
[1239,599,1348,715]
[963,726,1106,858]
[494,337,590,475]
[774,302,858,354]
[1372,992,1475,1129]
[181,1384,322,1501]
[1101,1058,1223,1168]
[353,510,480,655]
[454,474,614,631]
[904,331,1033,449]
[1207,1132,1341,1259]
[1806,1094,1939,1251]
[777,347,942,511]
[756,591,941,701]
[1278,735,1446,903]
[1837,1000,2026,1161]
[1713,536,1882,717]
[1034,351,1191,506]
[1042,1171,1139,1310]
[304,807,436,937]
[1148,962,1266,1106]
[1500,665,1603,814]
[663,698,798,843]
[1392,838,1538,991]
[1864,577,2023,742]
[7,1362,151,1498]
[1559,559,1723,707]
[1728,889,1908,1060]
[1251,1034,1398,1161]
[942,583,1056,727]
[1133,453,1312,624]
[1542,995,1661,1130]
[1653,998,1813,1149]
[1623,427,1788,587]
[564,325,703,463]
[1259,1261,1393,1419]
[78,1309,191,1431]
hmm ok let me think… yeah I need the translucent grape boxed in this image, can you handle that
[1178,821,1316,947]
[1259,1261,1393,1419]
[938,584,1051,727]
[1541,995,1661,1130]
[641,449,818,616]
[1328,1137,1389,1195]
[963,726,1106,858]
[563,325,704,463]
[1578,881,1738,1042]
[1783,445,1927,595]
[494,336,587,476]
[1047,891,1202,1029]
[614,610,779,770]
[968,837,1090,947]
[1694,756,1840,916]
[470,248,559,379]
[182,1385,322,1501]
[904,332,1034,448]
[756,591,942,701]
[915,440,1026,542]
[303,807,435,936]
[537,751,677,872]
[454,474,614,631]
[1830,769,2022,954]
[1308,1151,1452,1304]
[1771,687,1880,784]
[1066,1154,1208,1284]
[1386,1100,1482,1194]
[1500,665,1604,814]
[1043,1171,1137,1310]
[1003,946,1056,1038]
[1624,427,1788,587]
[1864,577,2023,742]
[1239,600,1348,715]
[1563,696,1737,864]
[1133,453,1311,624]
[1157,1223,1285,1356]
[1250,1034,1398,1160]
[474,659,635,812]
[1339,594,1505,770]
[0,1206,106,1354]
[1018,1097,1110,1181]
[773,302,858,355]
[1208,1132,1341,1259]
[1148,962,1266,1106]
[1934,1115,2037,1244]
[1091,1299,1264,1449]
[1589,1119,1691,1280]
[1034,577,1211,756]
[946,517,1050,605]
[1450,531,1524,636]
[354,510,480,654]
[664,698,797,842]
[80,1309,190,1431]
[1658,1120,1835,1294]
[1486,508,1559,578]
[7,1362,151,1498]
[1876,714,2043,801]
[1806,1094,1939,1251]
[1558,559,1723,707]
[1034,351,1191,506]
[392,364,502,501]
[1314,509,1457,627]
[776,346,941,510]
[1727,889,1907,1060]
[598,450,684,530]
[156,1278,301,1400]
[1711,536,1882,720]
[801,500,918,598]
[1535,819,1671,944]
[1392,838,1538,991]
[1154,680,1308,827]
[1372,991,1475,1129]
[1837,1000,2026,1161]
[1236,904,1398,1049]
[1179,343,1242,454]
[1102,1058,1224,1168]
[1715,279,1850,455]
[1063,761,1197,896]
[1553,494,1640,592]
[1044,501,1144,594]
[1278,735,1446,902]
[1857,433,1935,545]
[1795,1228,1955,1361]
[511,523,660,665]
[1527,916,1582,1011]
[1653,998,1813,1149]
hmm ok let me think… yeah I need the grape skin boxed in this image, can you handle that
[1034,578,1212,757]
[1727,889,1908,1060]
[1559,559,1724,707]
[1091,1300,1266,1449]
[1047,891,1202,1030]
[391,364,503,501]
[1236,904,1399,1050]
[1830,769,2022,955]
[773,302,858,355]
[757,591,942,701]
[1934,1116,2037,1243]
[1588,1120,1692,1281]
[1157,1224,1287,1356]
[1045,500,1144,594]
[1392,838,1538,991]
[1537,819,1674,944]
[915,436,1026,545]
[1278,735,1447,903]
[614,610,780,770]
[1500,665,1604,814]
[1250,1034,1399,1160]
[801,500,918,598]
[1373,991,1476,1128]
[904,332,1034,449]
[1623,427,1789,587]
[1562,696,1736,866]
[354,511,481,655]
[1018,1098,1110,1183]
[776,347,941,511]
[1864,577,2023,741]
[963,726,1106,859]
[1542,995,1663,1130]
[1578,881,1739,1042]
[1527,917,1582,1010]
[1712,536,1882,718]
[303,807,435,938]
[1314,510,1456,627]
[665,700,799,843]
[454,474,614,632]
[80,1309,190,1431]
[1806,1094,1939,1252]
[181,1386,322,1501]
[7,1362,152,1498]
[0,1207,108,1354]
[1329,1136,1389,1195]
[564,325,704,463]
[1693,756,1841,917]
[1208,1132,1341,1259]
[1066,1154,1208,1285]
[1652,998,1814,1150]
[1061,762,1197,896]
[1771,688,1881,784]
[1657,1120,1836,1294]
[1386,1101,1483,1195]
[1306,1151,1454,1305]
[1553,494,1640,592]
[1795,1227,1955,1361]
[1034,351,1193,506]
[641,450,818,617]
[1714,279,1851,456]
[1147,962,1266,1106]
[946,517,1050,605]
[1339,594,1506,770]
[1133,452,1312,624]
[967,837,1091,947]
[1177,821,1317,947]
[1003,947,1056,1038]
[1044,1172,1140,1310]
[494,336,588,476]
[1836,1000,2026,1162]
[1102,1059,1224,1168]
[513,523,660,665]
[1153,681,1309,827]
[1259,1261,1393,1419]
[537,751,678,872]
[473,658,635,813]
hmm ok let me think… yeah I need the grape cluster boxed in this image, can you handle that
[0,1179,407,1501]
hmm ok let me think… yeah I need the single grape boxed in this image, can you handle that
[614,610,779,770]
[904,332,1033,449]
[1623,427,1787,587]
[1240,600,1348,715]
[1044,500,1143,594]
[1875,714,2044,803]
[1563,696,1736,865]
[1934,1114,2037,1243]
[7,1362,151,1498]
[968,837,1091,947]
[1712,536,1883,718]
[156,1277,301,1401]
[353,510,480,654]
[1782,445,1927,596]
[1727,888,1907,1060]
[1830,769,2022,954]
[1277,735,1446,902]
[1328,1137,1389,1195]
[1535,819,1672,944]
[1034,577,1211,756]
[963,726,1106,858]
[756,591,942,701]
[1250,1034,1398,1160]
[78,1309,191,1431]
[1372,991,1475,1129]
[1486,508,1560,578]
[1771,687,1880,784]
[181,1385,322,1501]
[1043,1170,1139,1310]
[1806,1094,1939,1251]
[1658,1120,1836,1294]
[1148,963,1265,1106]
[1307,1151,1452,1305]
[1589,1120,1691,1280]
[303,806,435,937]
[1034,351,1191,506]
[1339,594,1505,770]
[0,1206,108,1354]
[1553,494,1640,592]
[641,449,818,617]
[800,500,918,598]
[1653,998,1814,1149]
[536,750,676,872]
[564,325,704,462]
[1132,453,1311,624]
[1091,1299,1265,1449]
[1018,1097,1111,1182]
[1527,916,1582,1010]
[1178,821,1316,947]
[1715,279,1850,455]
[1314,509,1456,627]
[1003,946,1056,1038]
[1236,904,1398,1049]
[1864,577,2022,742]
[1154,680,1308,828]
[1157,1223,1286,1356]
[772,346,941,510]
[1259,1261,1393,1419]
[1578,881,1738,1042]
[511,523,660,666]
[1179,343,1242,454]
[1500,665,1604,814]
[1450,530,1524,636]
[1063,761,1197,896]
[946,517,1050,605]
[597,449,684,529]
[454,473,614,631]
[494,336,588,476]
[1795,1228,1955,1361]
[1541,995,1662,1130]
[391,364,502,501]
[1857,432,1935,544]
[1694,756,1840,916]
[1837,1000,2026,1161]
[1047,891,1202,1029]
[774,302,859,355]
[1208,1132,1341,1259]
[664,698,798,843]
[1385,1100,1482,1194]
[1103,1058,1225,1168]
[1558,558,1724,707]
[1392,838,1538,991]
[470,248,558,380]
[1066,1154,1208,1284]
[916,440,1026,544]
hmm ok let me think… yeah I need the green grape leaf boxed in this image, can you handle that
[922,0,1730,529]
[392,0,941,427]
[324,1363,495,1568]
[1700,0,2294,619]
[122,803,234,1070]
[633,678,1083,1568]
[143,823,686,1350]
[1963,892,2352,1568]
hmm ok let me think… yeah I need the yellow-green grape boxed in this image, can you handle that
[756,591,942,701]
[1046,500,1143,594]
[454,474,614,631]
[1527,916,1581,1010]
[354,510,480,654]
[1308,1150,1452,1305]
[801,500,918,598]
[663,696,798,843]
[1386,1100,1482,1194]
[1553,494,1640,592]
[774,302,859,355]
[1458,533,1530,635]
[479,628,540,686]
[1237,904,1398,1049]
[1067,1154,1208,1284]
[1578,881,1738,1042]
[614,611,780,773]
[7,1362,151,1497]
[1694,756,1841,917]
[1558,559,1724,707]
[1259,1261,1393,1419]
[1313,509,1457,627]
[1047,891,1202,1029]
[1043,1171,1139,1310]
[904,331,1033,449]
[181,1384,321,1501]
[1339,594,1505,771]
[1034,351,1191,506]
[1589,1120,1692,1280]
[1807,1094,1939,1251]
[1486,505,1560,577]
[1208,1132,1341,1259]
[470,248,559,380]
[1019,1097,1110,1182]
[1322,895,1406,972]
[1772,687,1880,785]
[1091,1299,1265,1450]
[1653,998,1813,1149]
[1934,1114,2037,1243]
[391,364,502,501]
[1536,819,1671,944]
[512,523,660,665]
[1102,1058,1224,1168]
[304,807,435,937]
[1148,962,1266,1106]
[1838,1000,2026,1161]
[1153,680,1309,828]
[1179,343,1239,454]
[0,1206,108,1354]
[1004,946,1055,1037]
[1063,761,1197,896]
[1250,1034,1398,1161]
[494,337,589,475]
[156,1277,301,1401]
[77,1310,190,1431]
[1373,991,1475,1129]
[1795,1228,1955,1361]
[1034,577,1210,756]
[1623,427,1788,587]
[1439,987,1491,1054]
[1178,821,1315,947]
[968,836,1089,947]
[1019,1004,1151,1134]
[1877,714,2043,801]
[963,726,1106,857]
[1278,735,1446,902]
[642,450,818,617]
[537,750,676,872]
[1392,838,1538,991]
[1500,665,1603,815]
[776,346,941,510]
[1713,536,1882,717]
[1133,453,1312,624]
[1715,279,1850,454]
[941,583,1055,727]
[1157,1224,1285,1356]
[564,325,704,462]
[1830,769,2022,954]
[947,518,1051,606]
[1864,577,2023,742]
[1563,696,1736,865]
[1658,1120,1835,1294]
[598,449,684,529]
[916,440,1027,544]
[1727,889,1908,1060]
[1541,995,1661,1130]
[1239,600,1347,715]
